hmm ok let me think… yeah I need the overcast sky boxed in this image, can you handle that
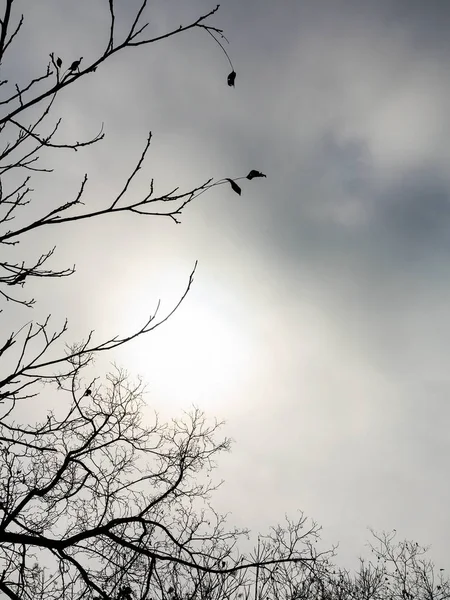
[4,0,450,568]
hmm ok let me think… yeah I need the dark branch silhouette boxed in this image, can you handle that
[0,3,308,600]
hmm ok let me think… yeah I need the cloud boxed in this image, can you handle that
[6,0,450,568]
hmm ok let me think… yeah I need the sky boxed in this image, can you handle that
[3,0,450,569]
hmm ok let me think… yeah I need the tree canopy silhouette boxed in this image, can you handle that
[0,2,315,600]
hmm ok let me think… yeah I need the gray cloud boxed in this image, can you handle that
[5,0,450,569]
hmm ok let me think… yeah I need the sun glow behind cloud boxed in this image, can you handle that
[116,267,256,413]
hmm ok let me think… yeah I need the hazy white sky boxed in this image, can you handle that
[4,0,450,569]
